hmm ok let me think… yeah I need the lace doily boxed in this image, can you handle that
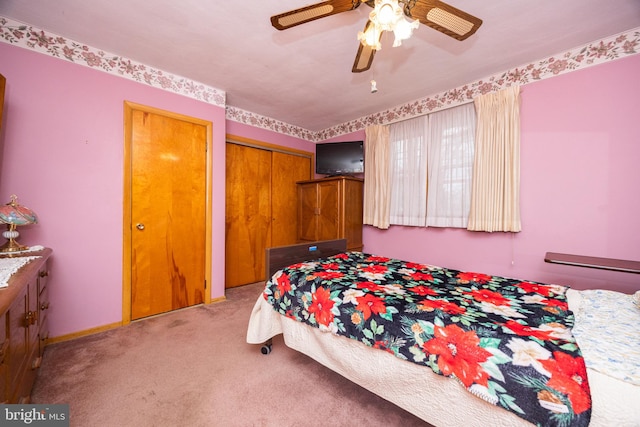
[0,256,42,288]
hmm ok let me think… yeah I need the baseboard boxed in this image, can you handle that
[47,321,123,344]
[47,297,229,344]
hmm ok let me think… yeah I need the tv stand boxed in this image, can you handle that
[323,174,356,178]
[296,176,364,251]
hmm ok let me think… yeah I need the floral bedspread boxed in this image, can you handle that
[263,252,591,427]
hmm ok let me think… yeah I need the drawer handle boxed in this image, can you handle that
[40,301,50,311]
[24,311,37,326]
[39,270,49,278]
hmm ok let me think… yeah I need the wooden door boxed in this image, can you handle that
[225,144,272,288]
[125,103,209,321]
[298,182,319,242]
[271,151,311,246]
[317,180,340,241]
[343,179,364,250]
[225,141,312,287]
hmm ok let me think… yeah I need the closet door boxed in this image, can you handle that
[126,104,208,321]
[225,144,272,288]
[317,180,341,241]
[225,143,312,288]
[271,151,311,246]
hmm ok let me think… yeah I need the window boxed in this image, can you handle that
[389,116,428,226]
[389,103,476,228]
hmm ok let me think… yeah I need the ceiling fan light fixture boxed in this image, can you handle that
[358,24,382,50]
[373,0,402,30]
[360,0,418,50]
[392,16,420,47]
[271,0,482,74]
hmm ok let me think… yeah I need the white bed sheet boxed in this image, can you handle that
[247,289,640,427]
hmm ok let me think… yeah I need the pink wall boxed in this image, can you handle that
[1,41,638,339]
[363,54,640,294]
[226,120,316,153]
[0,43,312,338]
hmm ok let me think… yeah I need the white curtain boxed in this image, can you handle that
[426,103,476,227]
[363,125,391,229]
[389,115,428,226]
[467,85,521,232]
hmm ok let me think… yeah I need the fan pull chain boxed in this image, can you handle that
[370,70,378,94]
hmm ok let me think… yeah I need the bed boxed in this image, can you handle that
[246,239,640,426]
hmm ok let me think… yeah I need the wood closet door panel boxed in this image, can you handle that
[296,177,364,250]
[343,179,364,249]
[129,108,207,320]
[271,152,311,247]
[225,144,272,288]
[297,183,319,242]
[317,181,341,241]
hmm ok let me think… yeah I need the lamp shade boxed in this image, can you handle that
[0,195,37,226]
[0,195,38,252]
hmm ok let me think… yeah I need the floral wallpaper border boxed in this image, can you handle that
[316,28,640,141]
[0,16,226,107]
[1,16,638,142]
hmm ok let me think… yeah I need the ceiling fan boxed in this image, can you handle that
[271,0,482,73]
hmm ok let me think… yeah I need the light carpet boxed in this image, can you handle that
[32,282,431,427]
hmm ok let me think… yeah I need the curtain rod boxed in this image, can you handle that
[384,99,474,126]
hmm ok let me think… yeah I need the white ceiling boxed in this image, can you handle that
[1,0,639,132]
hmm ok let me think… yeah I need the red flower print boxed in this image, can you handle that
[540,352,591,414]
[334,253,349,260]
[312,271,344,280]
[517,281,553,297]
[288,262,307,270]
[356,281,384,292]
[362,264,388,275]
[409,271,434,281]
[366,255,390,263]
[355,294,387,320]
[308,287,335,326]
[409,285,438,296]
[457,272,492,284]
[469,289,510,306]
[541,298,568,311]
[321,262,341,270]
[276,273,291,296]
[503,320,553,341]
[423,324,492,388]
[419,299,466,315]
[405,262,430,270]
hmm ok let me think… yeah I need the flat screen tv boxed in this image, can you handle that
[315,141,364,176]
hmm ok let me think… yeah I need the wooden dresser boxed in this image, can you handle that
[0,248,52,403]
[297,176,364,251]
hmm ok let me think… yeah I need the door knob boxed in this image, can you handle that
[136,223,145,230]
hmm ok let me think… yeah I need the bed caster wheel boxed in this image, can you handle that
[261,344,272,355]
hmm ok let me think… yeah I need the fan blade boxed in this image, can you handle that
[407,0,482,41]
[352,20,381,73]
[271,0,362,31]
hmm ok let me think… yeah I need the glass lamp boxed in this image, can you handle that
[0,195,38,252]
[358,0,419,50]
